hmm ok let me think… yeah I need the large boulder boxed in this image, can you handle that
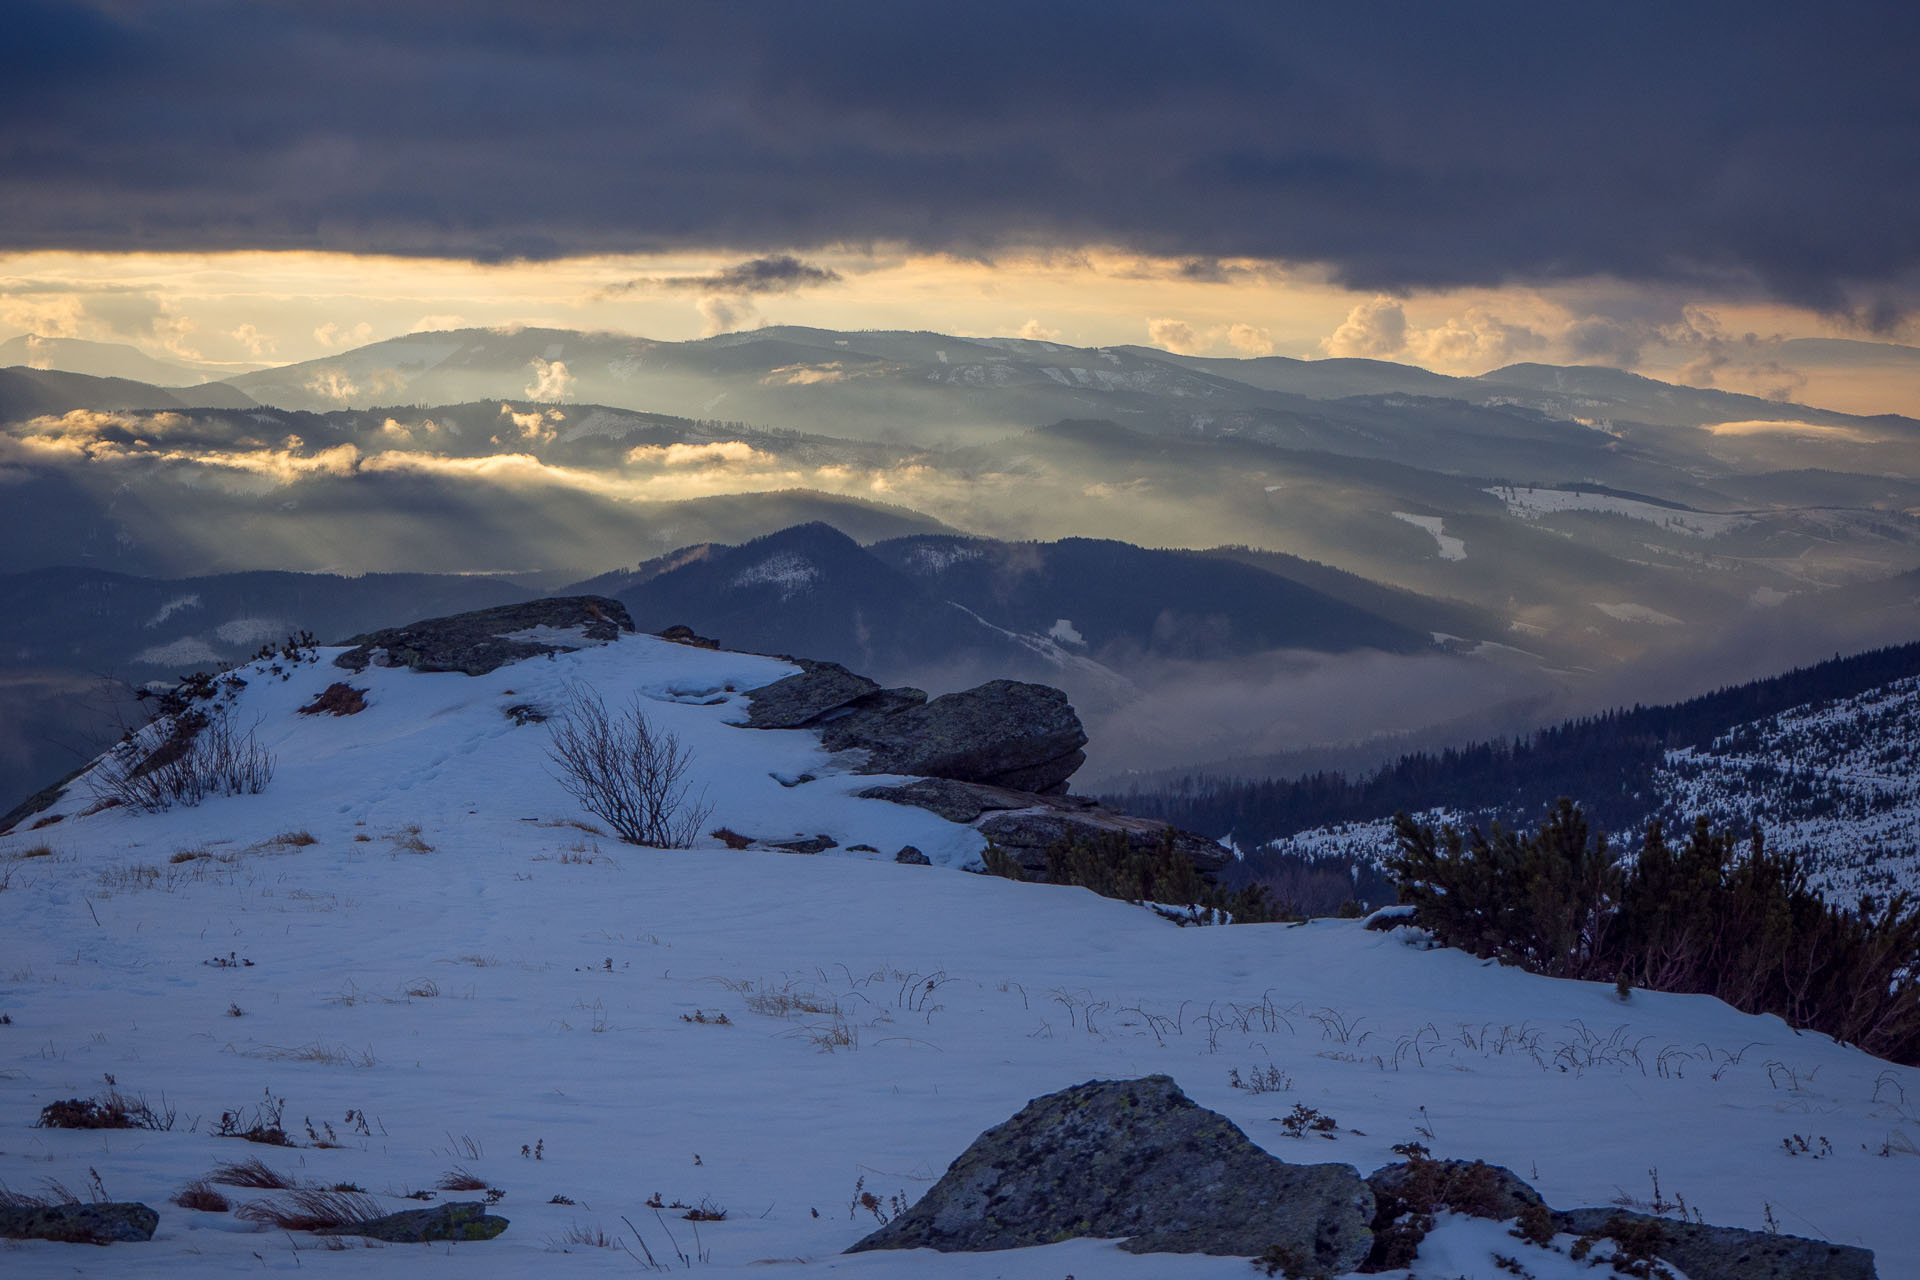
[821,679,1087,794]
[1554,1208,1875,1280]
[318,1201,508,1243]
[334,597,633,676]
[0,1201,159,1244]
[846,1075,1373,1270]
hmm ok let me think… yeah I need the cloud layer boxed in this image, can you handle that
[4,2,1917,313]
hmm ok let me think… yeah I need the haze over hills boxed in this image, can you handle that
[0,333,248,387]
[4,323,1918,819]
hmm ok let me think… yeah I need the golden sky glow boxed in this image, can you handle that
[5,247,1919,418]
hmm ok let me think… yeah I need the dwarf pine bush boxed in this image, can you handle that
[1391,799,1920,1064]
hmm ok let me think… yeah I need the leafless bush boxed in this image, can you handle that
[89,706,275,813]
[547,685,711,848]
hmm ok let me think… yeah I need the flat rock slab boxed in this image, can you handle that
[334,597,633,676]
[318,1201,508,1243]
[0,1201,158,1244]
[856,778,1043,824]
[740,660,885,728]
[1555,1208,1876,1280]
[847,1074,1373,1271]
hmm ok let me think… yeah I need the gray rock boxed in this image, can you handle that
[334,597,633,676]
[822,679,1088,794]
[978,809,1233,878]
[895,845,931,865]
[0,1201,159,1244]
[1554,1208,1876,1280]
[318,1201,508,1243]
[770,834,838,854]
[846,1075,1372,1270]
[740,660,883,728]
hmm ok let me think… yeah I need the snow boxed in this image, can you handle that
[131,637,224,667]
[2,635,1916,1277]
[146,595,203,628]
[1488,486,1752,538]
[728,553,821,600]
[1593,602,1684,626]
[900,543,983,575]
[1391,512,1467,561]
[215,618,286,646]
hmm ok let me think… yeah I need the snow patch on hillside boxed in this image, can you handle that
[214,617,285,646]
[131,636,222,667]
[1594,602,1684,626]
[730,552,822,600]
[1489,486,1752,537]
[145,594,201,628]
[1392,512,1467,560]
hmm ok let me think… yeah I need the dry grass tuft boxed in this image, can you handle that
[436,1165,489,1192]
[210,1157,296,1189]
[553,1221,621,1249]
[247,1041,377,1068]
[390,824,433,854]
[172,1179,232,1212]
[236,1187,386,1231]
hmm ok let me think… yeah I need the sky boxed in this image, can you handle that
[5,1,1920,413]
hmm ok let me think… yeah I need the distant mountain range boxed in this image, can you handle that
[6,322,1918,833]
[0,333,257,389]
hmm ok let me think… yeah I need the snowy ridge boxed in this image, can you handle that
[0,635,1914,1277]
[1254,673,1920,904]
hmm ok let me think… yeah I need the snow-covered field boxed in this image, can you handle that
[3,634,1916,1277]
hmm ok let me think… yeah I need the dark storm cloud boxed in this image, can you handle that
[5,1,1919,310]
[602,255,843,298]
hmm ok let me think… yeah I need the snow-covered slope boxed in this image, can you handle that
[2,633,1916,1277]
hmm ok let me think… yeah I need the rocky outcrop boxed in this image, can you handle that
[0,1201,159,1244]
[846,1075,1374,1270]
[334,597,633,676]
[820,680,1087,794]
[742,667,1089,794]
[318,1201,508,1243]
[1554,1208,1875,1280]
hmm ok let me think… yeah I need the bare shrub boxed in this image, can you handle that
[547,685,711,848]
[89,706,275,813]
